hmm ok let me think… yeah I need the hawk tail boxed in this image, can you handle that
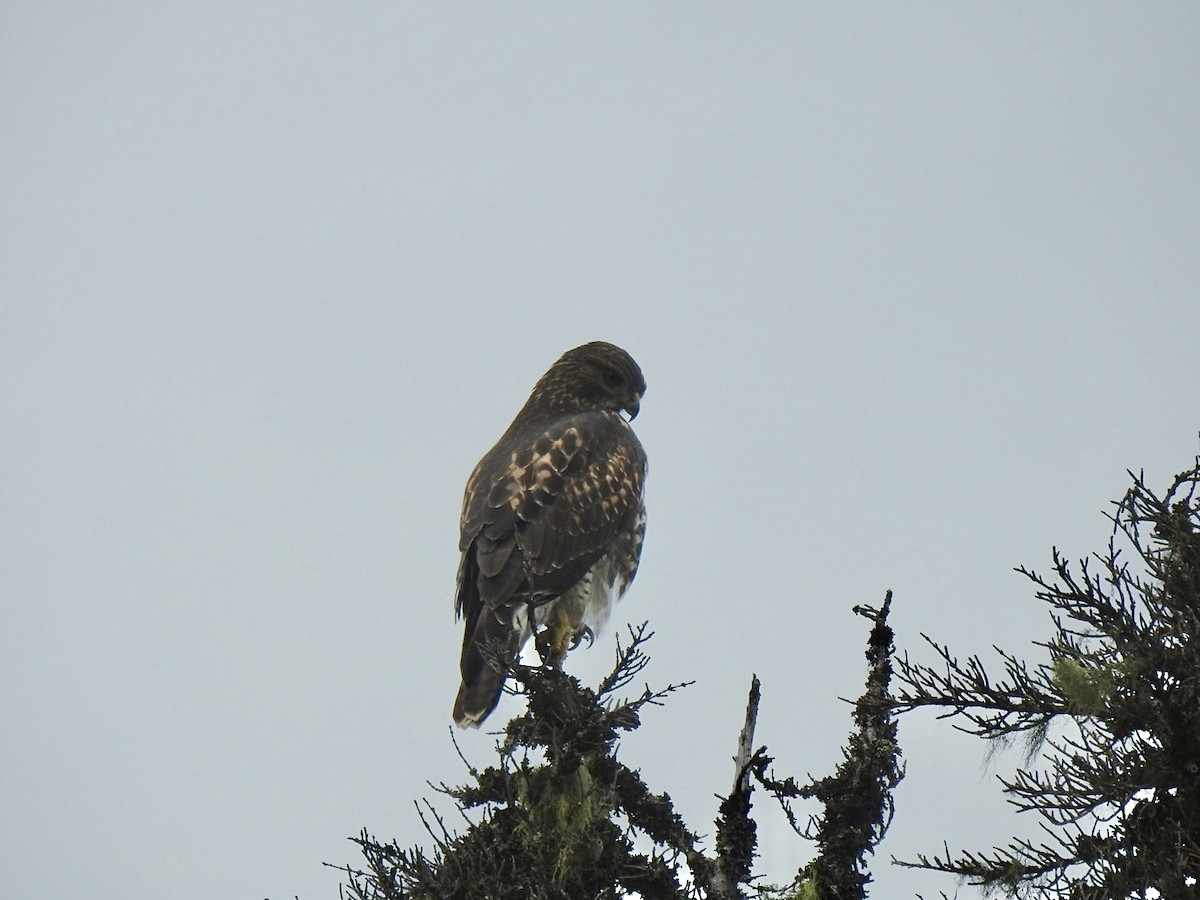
[453,606,520,728]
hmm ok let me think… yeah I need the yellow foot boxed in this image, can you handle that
[535,604,575,669]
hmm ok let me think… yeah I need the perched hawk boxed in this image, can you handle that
[452,341,648,728]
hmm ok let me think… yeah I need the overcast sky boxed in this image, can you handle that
[3,4,1199,899]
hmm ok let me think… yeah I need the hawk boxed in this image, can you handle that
[452,341,648,728]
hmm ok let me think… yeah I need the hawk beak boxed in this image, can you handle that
[625,395,641,421]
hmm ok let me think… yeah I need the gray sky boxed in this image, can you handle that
[3,4,1199,898]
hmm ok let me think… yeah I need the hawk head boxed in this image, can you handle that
[522,341,646,422]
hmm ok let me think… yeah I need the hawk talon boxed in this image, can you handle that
[533,626,555,666]
[570,626,595,650]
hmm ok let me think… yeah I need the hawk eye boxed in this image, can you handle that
[602,369,624,388]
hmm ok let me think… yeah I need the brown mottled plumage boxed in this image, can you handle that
[452,342,648,728]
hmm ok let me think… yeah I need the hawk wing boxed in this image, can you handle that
[452,410,646,725]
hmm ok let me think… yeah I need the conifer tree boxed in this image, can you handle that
[335,600,902,900]
[893,461,1200,898]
